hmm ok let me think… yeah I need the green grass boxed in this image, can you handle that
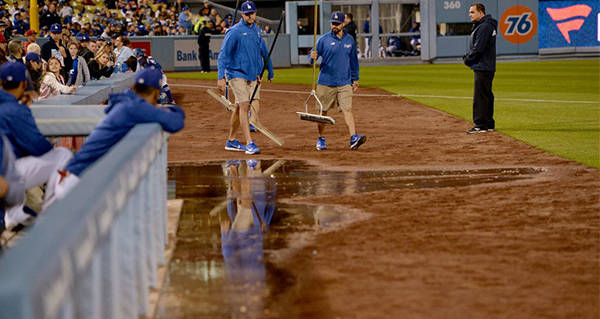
[169,59,600,168]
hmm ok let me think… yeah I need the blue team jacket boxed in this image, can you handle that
[217,21,274,81]
[0,90,53,158]
[64,89,185,176]
[309,31,359,87]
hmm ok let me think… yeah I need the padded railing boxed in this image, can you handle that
[0,123,169,319]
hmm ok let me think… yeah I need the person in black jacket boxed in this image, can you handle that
[343,13,357,45]
[41,24,73,81]
[87,50,114,80]
[463,3,497,134]
[197,20,213,73]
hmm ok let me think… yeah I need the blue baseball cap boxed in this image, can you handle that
[50,23,62,33]
[25,52,41,63]
[134,48,145,57]
[135,67,162,89]
[0,62,27,82]
[241,1,256,14]
[330,11,344,24]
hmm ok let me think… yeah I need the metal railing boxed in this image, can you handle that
[0,123,169,319]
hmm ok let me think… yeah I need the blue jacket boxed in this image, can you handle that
[64,89,185,176]
[0,90,53,158]
[217,20,274,81]
[309,31,359,87]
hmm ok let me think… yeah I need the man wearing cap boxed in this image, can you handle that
[41,23,73,76]
[178,6,193,34]
[135,49,176,104]
[46,68,186,209]
[309,11,366,151]
[24,52,42,91]
[24,29,37,51]
[40,3,60,30]
[0,62,73,228]
[217,0,274,155]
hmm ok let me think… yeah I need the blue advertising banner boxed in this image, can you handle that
[539,0,600,48]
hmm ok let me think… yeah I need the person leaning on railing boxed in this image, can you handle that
[88,50,115,80]
[39,57,77,100]
[46,68,186,209]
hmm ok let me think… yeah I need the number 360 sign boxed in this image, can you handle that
[500,5,538,44]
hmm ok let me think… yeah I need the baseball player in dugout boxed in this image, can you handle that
[310,11,366,151]
[46,67,185,209]
[463,3,497,134]
[217,0,274,155]
[0,62,73,230]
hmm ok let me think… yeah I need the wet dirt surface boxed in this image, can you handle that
[161,79,600,319]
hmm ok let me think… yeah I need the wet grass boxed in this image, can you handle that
[168,59,600,168]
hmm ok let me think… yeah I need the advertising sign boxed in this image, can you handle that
[539,0,600,48]
[130,41,151,56]
[174,39,224,68]
[500,5,538,44]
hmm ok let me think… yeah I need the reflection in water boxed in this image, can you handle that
[158,161,544,318]
[220,160,275,317]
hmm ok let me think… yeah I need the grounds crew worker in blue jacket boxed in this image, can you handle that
[217,0,274,155]
[309,11,366,151]
[0,62,73,230]
[463,3,497,134]
[46,67,186,209]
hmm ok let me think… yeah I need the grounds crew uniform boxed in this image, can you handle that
[0,62,73,229]
[309,11,366,150]
[217,0,274,155]
[463,9,497,133]
[49,68,186,208]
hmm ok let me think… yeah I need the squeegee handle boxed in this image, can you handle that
[249,10,285,106]
[311,0,318,91]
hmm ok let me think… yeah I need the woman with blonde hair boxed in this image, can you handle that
[39,56,77,100]
[88,50,115,80]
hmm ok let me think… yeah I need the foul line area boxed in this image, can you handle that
[170,83,600,105]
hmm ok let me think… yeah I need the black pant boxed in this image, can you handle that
[199,44,210,72]
[473,71,495,129]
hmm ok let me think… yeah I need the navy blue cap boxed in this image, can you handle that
[0,62,27,82]
[241,1,256,14]
[134,48,145,57]
[25,52,41,62]
[330,11,344,24]
[135,67,162,89]
[50,23,62,33]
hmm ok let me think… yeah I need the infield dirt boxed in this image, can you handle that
[166,78,599,319]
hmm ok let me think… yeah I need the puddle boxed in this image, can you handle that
[156,160,544,318]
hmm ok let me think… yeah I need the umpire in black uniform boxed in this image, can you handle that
[463,3,497,134]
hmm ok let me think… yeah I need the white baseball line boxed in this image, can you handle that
[170,83,600,105]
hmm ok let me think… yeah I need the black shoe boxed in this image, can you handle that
[466,127,488,134]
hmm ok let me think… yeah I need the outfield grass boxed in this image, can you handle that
[169,59,600,168]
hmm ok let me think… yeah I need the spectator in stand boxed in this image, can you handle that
[39,57,77,100]
[0,33,8,65]
[113,35,134,67]
[59,2,74,20]
[41,24,73,80]
[88,50,115,80]
[178,6,193,34]
[40,4,61,30]
[25,52,43,92]
[174,0,186,13]
[262,25,271,34]
[209,8,222,26]
[343,13,357,45]
[67,42,90,86]
[12,12,26,35]
[297,18,308,35]
[24,30,37,52]
[26,43,42,63]
[6,39,24,63]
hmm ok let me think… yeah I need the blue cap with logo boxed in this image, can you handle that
[135,67,162,89]
[0,62,27,82]
[25,52,41,63]
[50,23,62,33]
[330,11,344,24]
[241,1,256,14]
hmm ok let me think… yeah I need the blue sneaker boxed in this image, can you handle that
[245,141,260,155]
[225,139,246,152]
[350,134,367,150]
[249,124,257,132]
[246,159,259,170]
[316,137,326,150]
